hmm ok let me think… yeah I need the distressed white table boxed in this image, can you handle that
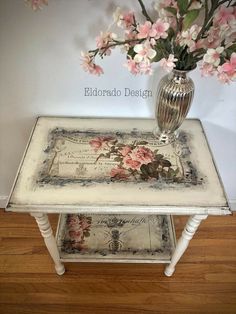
[6,117,231,276]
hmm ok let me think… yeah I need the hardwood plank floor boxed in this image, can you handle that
[0,209,236,314]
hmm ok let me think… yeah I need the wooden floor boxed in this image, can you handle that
[0,209,236,314]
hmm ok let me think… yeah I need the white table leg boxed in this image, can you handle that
[31,212,65,275]
[165,214,208,277]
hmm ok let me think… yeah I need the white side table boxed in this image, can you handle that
[6,117,231,276]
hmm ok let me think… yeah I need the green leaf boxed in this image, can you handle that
[155,154,164,160]
[168,27,175,40]
[152,50,164,62]
[160,159,172,167]
[177,0,188,15]
[226,43,236,57]
[140,164,150,176]
[164,6,177,16]
[114,156,122,162]
[127,47,135,59]
[183,9,200,30]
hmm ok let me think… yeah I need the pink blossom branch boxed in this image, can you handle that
[88,38,144,56]
[197,0,230,40]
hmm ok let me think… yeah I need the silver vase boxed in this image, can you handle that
[154,69,195,145]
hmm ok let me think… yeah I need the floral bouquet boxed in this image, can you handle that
[81,0,236,83]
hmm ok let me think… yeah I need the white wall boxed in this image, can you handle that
[0,0,235,209]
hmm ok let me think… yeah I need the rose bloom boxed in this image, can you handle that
[89,136,114,151]
[132,146,154,164]
[110,167,129,180]
[123,156,141,170]
[123,146,154,170]
[67,215,80,228]
[80,218,91,230]
[119,145,132,156]
[69,230,83,242]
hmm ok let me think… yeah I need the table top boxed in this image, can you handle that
[6,117,231,215]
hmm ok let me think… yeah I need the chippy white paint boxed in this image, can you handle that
[31,212,65,275]
[6,117,231,276]
[0,0,235,208]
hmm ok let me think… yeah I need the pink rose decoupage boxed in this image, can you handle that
[89,135,181,183]
[38,127,204,188]
[62,214,92,252]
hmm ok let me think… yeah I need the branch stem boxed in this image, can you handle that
[89,38,144,56]
[137,0,153,23]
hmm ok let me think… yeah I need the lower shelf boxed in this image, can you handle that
[56,213,176,263]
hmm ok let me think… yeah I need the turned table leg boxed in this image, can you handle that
[165,214,208,277]
[31,212,65,275]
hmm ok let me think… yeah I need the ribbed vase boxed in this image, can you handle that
[154,69,195,145]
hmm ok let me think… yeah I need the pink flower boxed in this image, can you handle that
[134,41,156,63]
[152,19,170,40]
[96,32,117,56]
[25,0,48,11]
[80,52,104,76]
[122,12,135,28]
[217,70,231,84]
[124,58,153,75]
[200,62,215,77]
[123,156,141,170]
[178,25,201,51]
[217,53,236,83]
[113,8,135,29]
[120,146,132,156]
[203,47,224,67]
[110,167,129,180]
[132,146,154,165]
[206,27,221,49]
[67,215,80,228]
[69,230,83,242]
[80,219,91,231]
[159,54,178,72]
[92,64,104,76]
[213,5,235,25]
[124,58,140,75]
[139,61,153,75]
[154,1,178,28]
[89,136,114,152]
[123,146,154,170]
[137,21,156,39]
[154,0,177,11]
[191,38,207,52]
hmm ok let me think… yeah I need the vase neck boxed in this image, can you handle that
[169,69,190,84]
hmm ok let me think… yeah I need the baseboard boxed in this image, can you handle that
[230,200,236,211]
[0,196,8,209]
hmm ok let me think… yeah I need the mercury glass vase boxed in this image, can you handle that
[154,69,195,145]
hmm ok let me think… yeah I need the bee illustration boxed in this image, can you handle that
[104,229,123,253]
[104,224,142,254]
